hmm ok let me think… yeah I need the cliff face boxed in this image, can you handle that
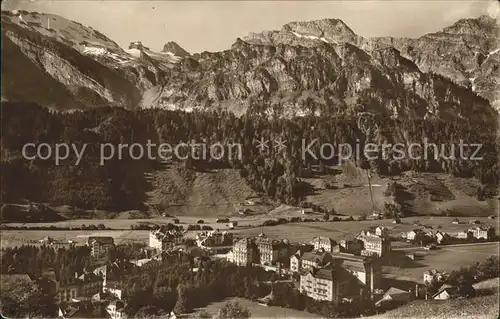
[1,11,143,110]
[1,10,498,119]
[363,15,500,111]
[154,36,494,121]
[162,41,190,57]
[242,15,499,113]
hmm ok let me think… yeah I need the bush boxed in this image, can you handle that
[277,218,288,224]
[262,220,278,227]
[187,224,202,231]
[197,220,204,224]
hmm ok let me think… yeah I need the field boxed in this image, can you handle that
[191,297,320,319]
[302,166,497,217]
[233,216,499,243]
[2,203,329,231]
[3,215,497,249]
[3,165,497,225]
[302,164,388,216]
[4,214,269,230]
[383,242,499,282]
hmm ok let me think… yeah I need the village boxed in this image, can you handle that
[2,213,497,319]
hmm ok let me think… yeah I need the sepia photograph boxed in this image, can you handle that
[1,0,499,318]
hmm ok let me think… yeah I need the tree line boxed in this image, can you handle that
[1,102,498,212]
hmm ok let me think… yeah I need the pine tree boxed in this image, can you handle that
[173,284,188,315]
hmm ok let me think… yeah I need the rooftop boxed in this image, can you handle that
[313,268,335,280]
[385,287,410,297]
[432,283,461,299]
[301,251,330,263]
[88,236,114,245]
[331,252,369,262]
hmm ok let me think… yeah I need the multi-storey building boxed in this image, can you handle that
[335,238,363,255]
[56,273,104,304]
[231,238,257,266]
[87,237,115,258]
[256,237,289,266]
[457,230,473,240]
[360,235,391,257]
[78,273,104,296]
[149,229,184,252]
[300,251,332,270]
[299,267,347,303]
[290,254,301,273]
[300,254,382,302]
[57,282,79,303]
[310,236,336,253]
[289,245,314,273]
[196,230,233,248]
[359,226,388,238]
[468,226,495,240]
[333,253,381,296]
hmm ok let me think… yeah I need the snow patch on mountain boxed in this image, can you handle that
[4,11,125,54]
[82,45,131,64]
[83,46,107,56]
[164,51,182,63]
[469,77,476,91]
[126,48,142,58]
[147,50,182,63]
[489,47,500,55]
[125,43,182,64]
[291,31,336,44]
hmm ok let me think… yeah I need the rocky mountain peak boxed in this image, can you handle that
[162,41,190,57]
[2,10,498,115]
[441,14,499,38]
[128,41,149,50]
[1,10,125,54]
[283,18,359,43]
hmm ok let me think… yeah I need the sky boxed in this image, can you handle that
[2,0,499,53]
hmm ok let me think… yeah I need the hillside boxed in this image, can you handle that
[371,277,500,319]
[372,292,499,319]
[145,164,266,217]
[302,166,497,216]
[0,203,67,223]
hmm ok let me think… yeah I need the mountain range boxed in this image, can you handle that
[2,10,499,119]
